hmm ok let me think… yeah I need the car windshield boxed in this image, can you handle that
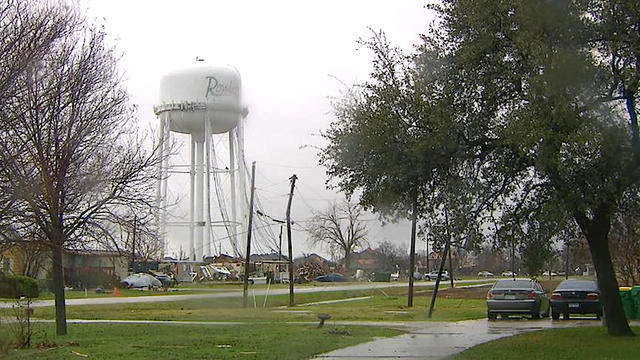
[556,280,598,291]
[493,280,534,290]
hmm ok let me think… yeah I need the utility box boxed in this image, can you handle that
[373,272,391,282]
[631,286,640,320]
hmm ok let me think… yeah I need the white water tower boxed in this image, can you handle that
[154,65,248,261]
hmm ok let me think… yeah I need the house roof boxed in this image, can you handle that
[351,248,380,259]
[294,253,330,264]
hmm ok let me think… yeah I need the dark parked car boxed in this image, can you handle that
[315,273,347,282]
[551,279,602,320]
[486,279,550,319]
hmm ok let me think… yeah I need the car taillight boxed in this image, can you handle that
[528,291,537,298]
[587,292,599,300]
[551,292,562,300]
[486,291,494,299]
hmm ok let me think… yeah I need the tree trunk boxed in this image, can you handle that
[343,251,350,273]
[51,242,67,335]
[576,209,634,336]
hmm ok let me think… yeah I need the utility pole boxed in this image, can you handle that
[243,162,256,308]
[444,207,454,288]
[408,197,417,307]
[428,237,451,318]
[278,225,283,272]
[286,174,297,307]
[426,238,430,271]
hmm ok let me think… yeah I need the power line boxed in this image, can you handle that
[257,161,324,170]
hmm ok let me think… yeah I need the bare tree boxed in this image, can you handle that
[0,3,162,336]
[374,240,401,272]
[610,211,640,286]
[0,1,76,105]
[0,1,77,242]
[114,213,163,262]
[306,199,368,272]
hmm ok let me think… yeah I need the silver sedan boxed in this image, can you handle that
[486,279,550,319]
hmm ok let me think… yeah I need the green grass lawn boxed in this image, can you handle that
[0,322,403,359]
[16,286,486,323]
[452,326,640,360]
[0,288,222,302]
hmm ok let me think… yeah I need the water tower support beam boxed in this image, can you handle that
[236,119,247,257]
[204,113,213,258]
[195,137,205,261]
[160,115,171,255]
[189,136,196,261]
[229,130,238,256]
[154,115,166,253]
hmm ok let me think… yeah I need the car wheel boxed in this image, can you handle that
[530,311,540,319]
[552,310,560,320]
[487,311,497,320]
[248,279,254,285]
[563,312,570,320]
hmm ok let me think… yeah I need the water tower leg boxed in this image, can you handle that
[229,130,237,256]
[195,137,205,261]
[189,136,196,261]
[236,119,248,257]
[160,118,170,255]
[204,115,212,259]
[155,115,166,254]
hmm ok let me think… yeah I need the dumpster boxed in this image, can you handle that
[372,272,391,282]
[619,287,635,320]
[632,286,640,320]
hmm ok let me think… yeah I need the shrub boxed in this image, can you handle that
[12,275,39,298]
[0,273,39,299]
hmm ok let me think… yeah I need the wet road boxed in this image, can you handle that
[315,318,640,359]
[0,279,492,308]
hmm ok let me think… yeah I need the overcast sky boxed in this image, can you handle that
[81,0,436,259]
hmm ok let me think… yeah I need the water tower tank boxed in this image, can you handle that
[158,65,242,135]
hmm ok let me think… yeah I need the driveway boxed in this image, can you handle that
[0,279,492,308]
[315,318,640,359]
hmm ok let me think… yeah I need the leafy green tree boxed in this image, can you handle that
[323,0,638,335]
[427,0,639,335]
[520,231,554,278]
[322,30,475,305]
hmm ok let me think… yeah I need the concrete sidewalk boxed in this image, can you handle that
[315,318,640,359]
